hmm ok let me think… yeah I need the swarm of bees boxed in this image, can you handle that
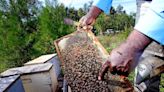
[61,40,132,92]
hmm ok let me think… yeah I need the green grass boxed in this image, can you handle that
[160,74,164,92]
[0,62,7,73]
[98,30,131,53]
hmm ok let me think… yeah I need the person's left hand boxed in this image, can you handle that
[79,6,102,28]
[79,14,96,27]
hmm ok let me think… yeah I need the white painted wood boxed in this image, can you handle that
[1,63,58,92]
[1,64,52,76]
[24,54,56,65]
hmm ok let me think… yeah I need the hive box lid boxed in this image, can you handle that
[1,63,52,77]
[24,54,56,65]
[0,75,20,92]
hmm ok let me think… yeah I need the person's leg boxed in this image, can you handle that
[144,75,161,92]
[134,54,164,92]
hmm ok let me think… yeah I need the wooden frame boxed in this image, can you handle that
[54,29,109,66]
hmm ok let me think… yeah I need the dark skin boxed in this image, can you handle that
[79,6,102,26]
[79,6,152,79]
[98,30,151,80]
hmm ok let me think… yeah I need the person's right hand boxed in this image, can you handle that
[98,44,134,81]
[98,30,152,80]
[79,6,102,27]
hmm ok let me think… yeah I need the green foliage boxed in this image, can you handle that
[160,74,164,92]
[0,1,163,91]
[0,0,74,72]
[98,27,131,53]
[95,6,135,34]
[0,0,36,72]
[0,1,134,74]
[128,72,135,83]
[33,4,74,58]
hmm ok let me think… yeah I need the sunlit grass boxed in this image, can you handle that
[98,29,131,53]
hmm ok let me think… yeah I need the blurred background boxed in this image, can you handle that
[0,0,135,73]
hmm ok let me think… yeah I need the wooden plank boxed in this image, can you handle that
[24,54,56,65]
[21,72,52,92]
[49,67,58,92]
[20,67,58,92]
[54,40,65,66]
[1,63,52,77]
[24,54,61,78]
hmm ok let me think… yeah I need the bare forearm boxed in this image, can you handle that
[108,30,152,73]
[87,6,102,19]
[116,30,152,70]
[79,6,102,26]
[126,30,152,52]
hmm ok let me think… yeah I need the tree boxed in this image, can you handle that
[0,0,42,71]
[78,8,85,18]
[35,3,74,58]
[83,1,93,13]
[95,5,135,34]
[0,0,74,72]
[110,6,116,15]
[116,4,124,14]
[0,0,135,73]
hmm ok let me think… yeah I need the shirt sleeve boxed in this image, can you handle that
[93,0,113,15]
[134,9,164,45]
[134,0,164,45]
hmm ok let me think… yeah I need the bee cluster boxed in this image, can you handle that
[61,40,131,92]
[58,30,132,92]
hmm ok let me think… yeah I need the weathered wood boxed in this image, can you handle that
[144,42,164,57]
[24,54,61,77]
[1,63,58,92]
[1,63,52,76]
[24,54,56,65]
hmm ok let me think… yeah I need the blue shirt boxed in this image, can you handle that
[93,0,164,45]
[93,0,113,14]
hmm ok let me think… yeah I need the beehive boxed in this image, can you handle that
[1,63,58,92]
[24,54,61,77]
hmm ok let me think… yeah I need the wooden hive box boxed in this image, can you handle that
[0,63,58,92]
[0,75,25,92]
[24,54,61,77]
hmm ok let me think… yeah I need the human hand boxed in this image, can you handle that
[79,6,102,28]
[98,30,152,80]
[79,14,95,27]
[98,44,135,80]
